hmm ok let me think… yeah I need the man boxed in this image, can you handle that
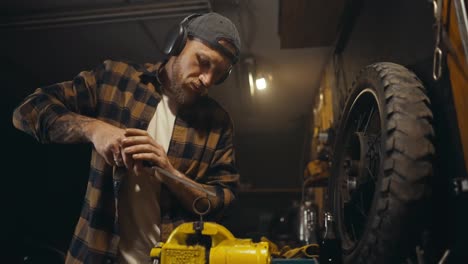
[12,12,240,264]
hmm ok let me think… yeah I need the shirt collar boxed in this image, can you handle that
[139,60,168,94]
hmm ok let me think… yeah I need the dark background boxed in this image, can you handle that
[2,0,467,262]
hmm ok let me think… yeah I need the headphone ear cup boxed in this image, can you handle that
[163,24,187,56]
[164,13,202,56]
[215,67,232,85]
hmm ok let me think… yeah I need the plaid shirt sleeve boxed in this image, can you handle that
[12,63,105,143]
[193,107,240,219]
[204,120,239,216]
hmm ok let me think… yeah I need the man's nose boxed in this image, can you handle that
[199,73,214,88]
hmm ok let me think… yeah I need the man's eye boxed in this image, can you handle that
[200,60,210,67]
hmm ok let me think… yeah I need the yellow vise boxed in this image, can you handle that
[150,221,271,264]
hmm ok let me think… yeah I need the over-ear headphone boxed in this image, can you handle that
[163,13,232,85]
[163,13,201,57]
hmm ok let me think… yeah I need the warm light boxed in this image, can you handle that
[248,72,255,96]
[256,77,267,90]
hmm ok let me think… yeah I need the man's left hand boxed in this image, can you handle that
[121,128,176,178]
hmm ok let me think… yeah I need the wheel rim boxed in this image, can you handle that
[334,88,383,252]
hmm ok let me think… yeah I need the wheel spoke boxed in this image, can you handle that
[356,112,366,132]
[366,166,376,182]
[363,107,375,133]
[355,194,367,217]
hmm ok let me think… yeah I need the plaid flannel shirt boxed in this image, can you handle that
[12,60,240,264]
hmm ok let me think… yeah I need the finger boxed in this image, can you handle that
[121,136,155,147]
[112,142,121,158]
[133,161,142,176]
[104,152,116,166]
[112,144,124,167]
[123,144,163,156]
[121,146,134,169]
[133,161,161,178]
[125,128,149,136]
[132,153,173,174]
[132,152,163,166]
[153,168,163,181]
[133,161,149,176]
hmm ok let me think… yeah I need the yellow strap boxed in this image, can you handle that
[260,236,319,259]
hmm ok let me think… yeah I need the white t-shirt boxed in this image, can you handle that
[118,94,177,264]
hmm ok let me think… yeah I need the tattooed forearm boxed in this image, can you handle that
[48,113,97,143]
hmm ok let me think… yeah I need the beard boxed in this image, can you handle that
[167,57,203,106]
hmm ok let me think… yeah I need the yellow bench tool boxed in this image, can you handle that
[150,196,271,264]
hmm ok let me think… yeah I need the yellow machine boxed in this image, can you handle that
[149,196,271,264]
[150,221,271,264]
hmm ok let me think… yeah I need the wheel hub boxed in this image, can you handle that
[342,132,378,202]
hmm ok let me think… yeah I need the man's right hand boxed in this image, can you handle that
[47,113,130,167]
[86,119,127,167]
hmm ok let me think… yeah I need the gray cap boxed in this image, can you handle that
[186,12,241,64]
